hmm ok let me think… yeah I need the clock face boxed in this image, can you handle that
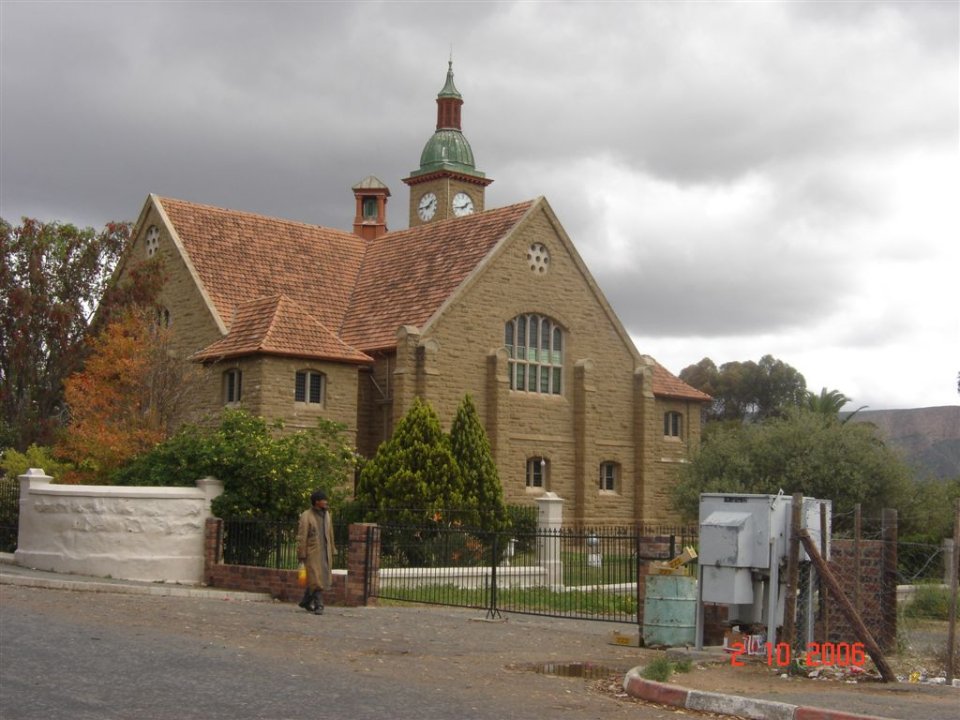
[418,192,438,221]
[452,192,474,217]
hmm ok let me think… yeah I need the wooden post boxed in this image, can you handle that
[798,529,896,683]
[946,498,959,684]
[782,493,803,648]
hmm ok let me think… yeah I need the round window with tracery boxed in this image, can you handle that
[527,242,550,274]
[145,226,160,257]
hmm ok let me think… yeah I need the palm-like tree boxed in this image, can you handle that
[805,387,867,423]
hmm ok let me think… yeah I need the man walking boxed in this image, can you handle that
[297,489,335,615]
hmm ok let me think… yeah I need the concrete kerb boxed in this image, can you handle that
[0,553,273,603]
[622,667,897,720]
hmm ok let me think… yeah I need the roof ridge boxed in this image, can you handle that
[157,196,358,238]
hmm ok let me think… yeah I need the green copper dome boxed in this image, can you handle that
[415,130,479,175]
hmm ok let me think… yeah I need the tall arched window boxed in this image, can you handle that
[505,313,563,394]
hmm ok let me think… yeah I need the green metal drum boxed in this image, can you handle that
[642,575,697,647]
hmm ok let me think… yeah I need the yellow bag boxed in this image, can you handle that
[297,563,307,588]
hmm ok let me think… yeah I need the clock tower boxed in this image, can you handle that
[404,61,492,227]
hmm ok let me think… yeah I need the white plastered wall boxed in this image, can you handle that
[14,469,223,585]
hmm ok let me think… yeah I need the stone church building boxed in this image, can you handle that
[120,62,709,525]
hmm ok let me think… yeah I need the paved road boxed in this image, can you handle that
[0,584,683,720]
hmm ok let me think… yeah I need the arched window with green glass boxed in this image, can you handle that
[504,313,564,395]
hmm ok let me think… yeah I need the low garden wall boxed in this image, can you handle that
[15,468,223,585]
[203,518,380,607]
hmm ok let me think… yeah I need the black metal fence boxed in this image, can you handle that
[220,517,349,570]
[373,523,697,623]
[0,478,19,553]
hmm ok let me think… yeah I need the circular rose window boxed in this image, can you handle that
[527,242,550,274]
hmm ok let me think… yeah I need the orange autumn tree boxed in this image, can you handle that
[57,310,197,483]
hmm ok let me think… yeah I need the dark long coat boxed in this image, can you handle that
[297,508,335,591]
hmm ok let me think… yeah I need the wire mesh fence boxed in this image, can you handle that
[778,508,959,682]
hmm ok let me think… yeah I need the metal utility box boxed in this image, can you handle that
[694,492,832,650]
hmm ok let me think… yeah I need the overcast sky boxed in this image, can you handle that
[2,1,957,411]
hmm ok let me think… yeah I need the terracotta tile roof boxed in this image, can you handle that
[341,201,535,351]
[157,194,707,400]
[650,361,713,401]
[158,197,367,333]
[159,196,534,358]
[192,294,371,363]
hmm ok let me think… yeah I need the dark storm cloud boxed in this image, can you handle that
[2,1,957,409]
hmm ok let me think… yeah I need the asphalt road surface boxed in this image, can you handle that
[0,585,684,720]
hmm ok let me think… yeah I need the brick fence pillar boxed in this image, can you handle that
[204,517,223,584]
[345,523,380,607]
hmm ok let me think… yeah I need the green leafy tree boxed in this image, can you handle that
[680,354,807,423]
[449,395,508,532]
[671,408,911,522]
[113,409,355,521]
[356,398,465,527]
[0,217,162,450]
[0,444,73,481]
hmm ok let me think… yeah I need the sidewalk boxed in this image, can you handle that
[2,555,957,720]
[0,553,272,602]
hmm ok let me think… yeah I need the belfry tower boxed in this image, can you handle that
[403,61,492,227]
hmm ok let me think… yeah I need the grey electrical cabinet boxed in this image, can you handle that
[694,492,832,649]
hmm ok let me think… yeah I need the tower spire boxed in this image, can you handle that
[436,60,462,130]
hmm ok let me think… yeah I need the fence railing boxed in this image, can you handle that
[0,477,20,553]
[219,517,348,570]
[372,523,696,623]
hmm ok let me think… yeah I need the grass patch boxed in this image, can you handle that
[903,583,951,620]
[640,656,674,682]
[377,583,638,618]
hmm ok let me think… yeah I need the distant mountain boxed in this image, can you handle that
[847,406,960,480]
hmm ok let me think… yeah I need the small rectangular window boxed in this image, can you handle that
[526,457,546,488]
[664,412,683,437]
[599,462,619,492]
[295,370,324,405]
[224,369,242,404]
[309,373,322,404]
